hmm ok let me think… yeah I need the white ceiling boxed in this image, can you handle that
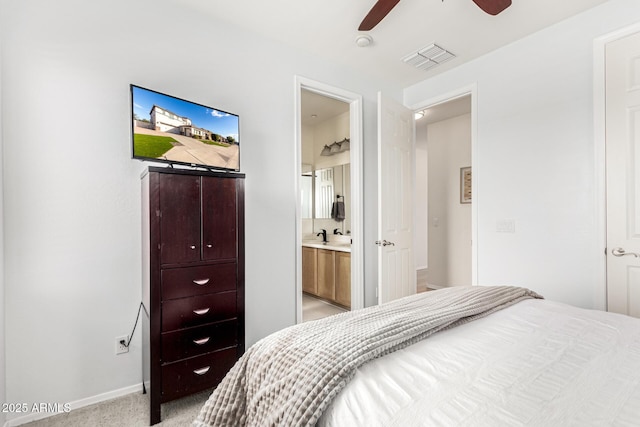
[303,83,471,130]
[173,0,610,88]
[419,94,471,125]
[301,90,350,126]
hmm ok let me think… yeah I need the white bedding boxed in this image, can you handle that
[318,299,640,426]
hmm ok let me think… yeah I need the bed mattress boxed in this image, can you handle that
[318,299,640,426]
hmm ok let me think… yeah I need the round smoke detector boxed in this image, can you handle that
[355,35,373,48]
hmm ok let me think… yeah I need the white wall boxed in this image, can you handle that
[0,0,401,420]
[310,111,351,235]
[424,114,472,287]
[301,124,315,166]
[405,0,640,309]
[313,111,350,170]
[0,16,6,427]
[415,129,428,270]
[302,111,351,237]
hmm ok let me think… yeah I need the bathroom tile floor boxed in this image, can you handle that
[302,294,348,322]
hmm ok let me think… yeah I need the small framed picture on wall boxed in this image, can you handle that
[460,167,472,204]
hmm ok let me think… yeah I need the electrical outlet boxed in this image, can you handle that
[116,335,129,355]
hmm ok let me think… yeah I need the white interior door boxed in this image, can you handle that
[606,30,640,318]
[377,92,415,304]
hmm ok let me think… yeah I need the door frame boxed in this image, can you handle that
[294,76,364,323]
[594,22,640,312]
[407,84,479,285]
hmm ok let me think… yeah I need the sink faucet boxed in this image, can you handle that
[333,228,343,235]
[317,229,327,242]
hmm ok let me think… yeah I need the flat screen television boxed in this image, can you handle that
[130,84,240,172]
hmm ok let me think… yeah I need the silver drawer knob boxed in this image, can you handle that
[193,308,210,315]
[190,245,196,250]
[193,278,210,285]
[193,366,210,376]
[193,337,210,345]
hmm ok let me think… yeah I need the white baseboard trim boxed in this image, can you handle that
[4,383,143,427]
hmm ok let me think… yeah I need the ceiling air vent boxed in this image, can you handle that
[402,43,455,71]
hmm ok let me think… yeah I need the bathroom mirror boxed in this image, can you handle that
[301,164,350,224]
[301,172,313,219]
[315,167,335,219]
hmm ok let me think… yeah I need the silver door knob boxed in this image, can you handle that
[375,240,395,247]
[611,247,640,258]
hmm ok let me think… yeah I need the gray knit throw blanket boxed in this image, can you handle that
[193,286,542,427]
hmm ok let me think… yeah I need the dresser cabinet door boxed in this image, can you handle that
[159,174,201,264]
[201,177,237,261]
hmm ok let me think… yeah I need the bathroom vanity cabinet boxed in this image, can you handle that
[302,245,350,309]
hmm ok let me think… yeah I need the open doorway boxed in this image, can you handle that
[414,95,473,290]
[300,89,351,321]
[294,77,364,323]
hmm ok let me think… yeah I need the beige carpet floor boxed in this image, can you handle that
[22,296,347,426]
[22,388,211,427]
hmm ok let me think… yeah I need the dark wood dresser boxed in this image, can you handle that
[141,166,245,425]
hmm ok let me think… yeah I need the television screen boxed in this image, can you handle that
[130,85,240,171]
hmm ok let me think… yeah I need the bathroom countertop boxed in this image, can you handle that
[302,240,351,253]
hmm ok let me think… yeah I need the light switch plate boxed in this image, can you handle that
[496,219,516,233]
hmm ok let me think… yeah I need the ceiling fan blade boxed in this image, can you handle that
[472,0,512,15]
[358,0,401,31]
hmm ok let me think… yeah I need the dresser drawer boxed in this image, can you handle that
[161,347,238,401]
[162,291,237,332]
[162,320,238,362]
[161,263,236,300]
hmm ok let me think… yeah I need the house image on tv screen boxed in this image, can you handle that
[150,106,214,141]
